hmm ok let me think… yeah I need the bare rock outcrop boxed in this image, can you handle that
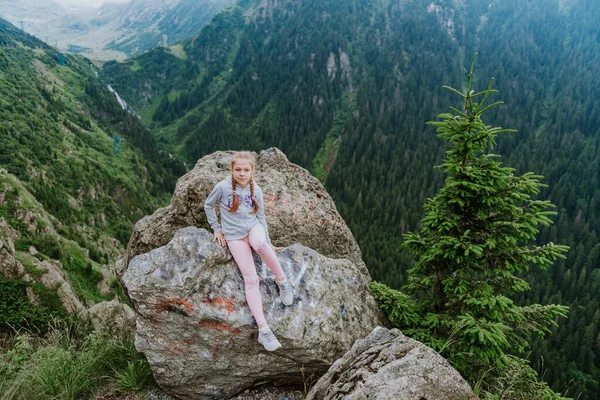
[1,218,128,328]
[0,177,131,331]
[82,299,136,332]
[122,226,383,400]
[1,219,84,317]
[34,260,86,315]
[306,326,475,400]
[0,217,23,278]
[117,148,363,276]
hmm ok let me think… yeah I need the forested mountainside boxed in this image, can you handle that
[102,0,600,397]
[0,18,184,322]
[0,0,234,60]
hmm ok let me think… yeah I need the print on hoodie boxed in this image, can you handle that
[227,193,254,210]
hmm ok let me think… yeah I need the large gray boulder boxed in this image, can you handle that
[117,148,363,276]
[306,326,475,400]
[122,227,383,400]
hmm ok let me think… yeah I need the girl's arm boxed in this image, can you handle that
[204,184,223,233]
[256,189,272,245]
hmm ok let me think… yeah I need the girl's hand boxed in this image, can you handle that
[271,244,284,251]
[213,232,226,247]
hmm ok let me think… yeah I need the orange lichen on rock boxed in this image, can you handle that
[215,298,236,314]
[203,297,236,315]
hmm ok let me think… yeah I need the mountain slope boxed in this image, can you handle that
[0,18,184,320]
[103,0,236,56]
[102,0,600,398]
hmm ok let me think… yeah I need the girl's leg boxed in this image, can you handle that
[248,224,286,281]
[227,238,267,327]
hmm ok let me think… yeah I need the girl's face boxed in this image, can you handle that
[232,159,253,188]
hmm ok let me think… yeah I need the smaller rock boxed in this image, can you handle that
[15,209,38,232]
[37,260,86,315]
[97,267,113,296]
[0,217,19,253]
[29,245,38,255]
[306,326,475,400]
[82,299,136,332]
[26,286,40,306]
[0,218,23,278]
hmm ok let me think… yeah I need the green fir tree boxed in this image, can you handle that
[371,55,570,399]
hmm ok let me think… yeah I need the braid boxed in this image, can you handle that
[250,179,259,214]
[228,175,240,213]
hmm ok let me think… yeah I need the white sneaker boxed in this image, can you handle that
[258,327,282,351]
[277,279,294,306]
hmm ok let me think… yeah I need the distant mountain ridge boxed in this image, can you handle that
[0,0,234,59]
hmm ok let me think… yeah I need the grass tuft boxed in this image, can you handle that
[0,318,155,399]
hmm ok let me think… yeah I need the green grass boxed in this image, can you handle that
[168,44,187,60]
[114,358,154,392]
[1,173,119,306]
[0,319,156,400]
[309,93,353,181]
[129,60,141,72]
[310,136,339,182]
[139,93,165,125]
[14,252,43,276]
[167,90,180,102]
[59,242,111,304]
[51,64,86,98]
[0,277,66,331]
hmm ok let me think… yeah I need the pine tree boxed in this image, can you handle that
[371,55,570,398]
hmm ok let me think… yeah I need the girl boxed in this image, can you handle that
[204,151,293,351]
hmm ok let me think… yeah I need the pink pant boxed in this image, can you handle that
[227,224,286,327]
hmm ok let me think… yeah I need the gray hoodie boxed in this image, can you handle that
[203,176,271,243]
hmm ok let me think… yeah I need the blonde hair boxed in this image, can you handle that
[228,151,259,214]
